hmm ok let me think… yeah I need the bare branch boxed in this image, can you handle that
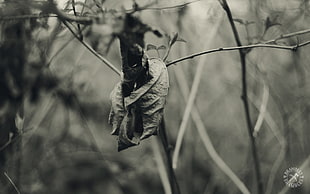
[246,78,286,194]
[130,0,202,11]
[158,119,181,194]
[0,137,12,152]
[264,28,310,44]
[253,82,269,137]
[62,21,121,76]
[166,41,310,66]
[71,0,83,40]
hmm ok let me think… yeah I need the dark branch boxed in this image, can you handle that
[219,1,263,194]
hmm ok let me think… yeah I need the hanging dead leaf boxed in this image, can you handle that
[109,58,169,151]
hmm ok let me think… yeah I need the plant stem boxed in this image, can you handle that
[166,41,310,66]
[62,21,121,75]
[4,172,20,194]
[219,0,263,193]
[72,0,83,40]
[159,119,181,194]
[152,138,172,194]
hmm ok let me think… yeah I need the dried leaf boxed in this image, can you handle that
[109,58,169,151]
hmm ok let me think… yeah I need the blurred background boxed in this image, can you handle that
[1,0,310,193]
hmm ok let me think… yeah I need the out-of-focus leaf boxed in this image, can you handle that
[109,58,169,151]
[169,32,178,46]
[157,45,167,50]
[15,113,24,131]
[146,44,157,51]
[176,37,187,43]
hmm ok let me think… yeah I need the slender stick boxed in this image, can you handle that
[4,172,20,194]
[172,61,204,169]
[159,119,181,194]
[166,41,310,66]
[253,82,269,137]
[247,87,286,194]
[263,28,310,44]
[72,0,83,40]
[48,0,93,24]
[219,0,263,193]
[152,138,172,194]
[62,21,121,75]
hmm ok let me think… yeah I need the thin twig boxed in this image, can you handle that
[0,0,201,20]
[48,0,93,24]
[72,0,83,40]
[80,0,88,14]
[245,79,286,194]
[62,21,121,75]
[253,81,269,137]
[250,90,286,194]
[132,0,202,11]
[219,0,263,193]
[159,119,181,194]
[152,138,172,194]
[166,41,310,66]
[3,172,21,194]
[0,137,12,152]
[263,28,310,44]
[172,62,204,169]
[46,24,89,67]
[69,1,95,14]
